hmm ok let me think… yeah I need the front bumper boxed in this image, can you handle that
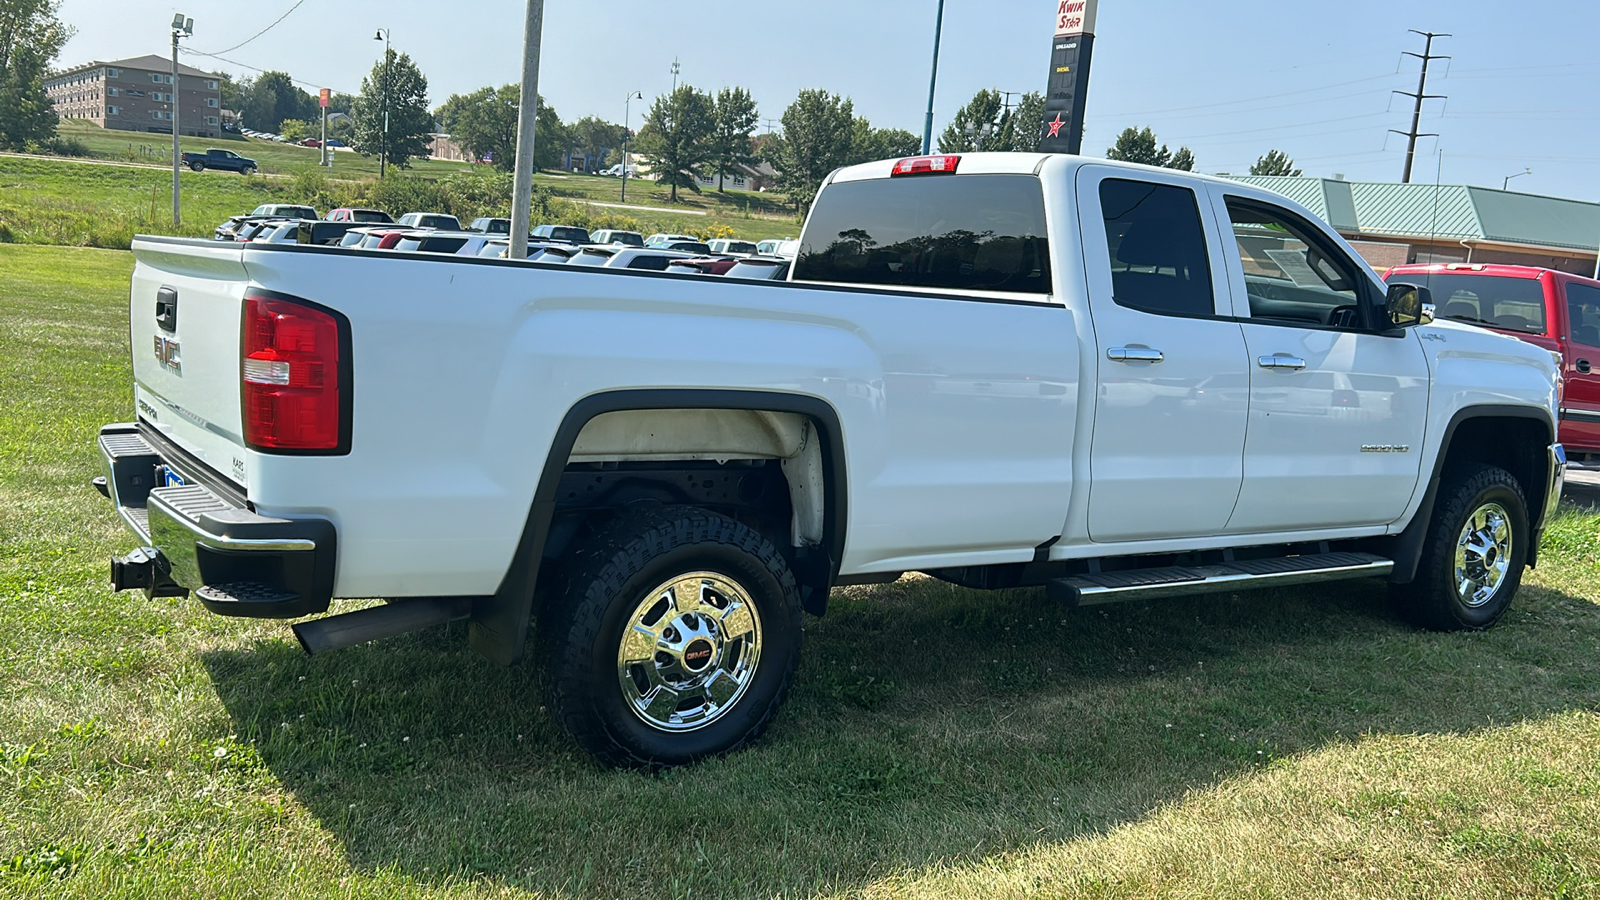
[96,423,336,618]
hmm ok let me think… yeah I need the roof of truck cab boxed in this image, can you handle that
[828,152,1264,190]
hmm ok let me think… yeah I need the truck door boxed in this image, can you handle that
[1205,188,1430,532]
[1560,281,1600,449]
[1076,166,1250,542]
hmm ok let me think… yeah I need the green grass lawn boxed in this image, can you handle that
[2,241,1599,898]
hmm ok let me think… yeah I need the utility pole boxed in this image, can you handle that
[921,0,947,155]
[621,90,641,203]
[170,13,192,227]
[509,0,546,259]
[671,58,681,93]
[1390,30,1449,184]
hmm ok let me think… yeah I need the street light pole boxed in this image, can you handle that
[1502,168,1531,191]
[621,90,642,203]
[373,29,391,178]
[921,0,947,155]
[170,13,192,227]
[508,0,546,259]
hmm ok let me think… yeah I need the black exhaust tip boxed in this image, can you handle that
[292,596,473,656]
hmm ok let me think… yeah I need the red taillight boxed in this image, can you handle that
[242,292,348,453]
[890,155,961,177]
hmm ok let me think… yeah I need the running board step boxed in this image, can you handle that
[1046,552,1393,607]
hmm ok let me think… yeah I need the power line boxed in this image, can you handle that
[205,1,306,56]
[1390,30,1450,183]
[180,47,352,96]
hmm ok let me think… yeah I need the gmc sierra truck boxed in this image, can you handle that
[96,153,1565,767]
[181,148,258,175]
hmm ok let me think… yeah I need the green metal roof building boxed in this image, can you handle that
[1226,176,1600,275]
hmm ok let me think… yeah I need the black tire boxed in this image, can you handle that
[541,506,802,767]
[1391,464,1529,631]
[241,165,257,176]
[188,161,204,172]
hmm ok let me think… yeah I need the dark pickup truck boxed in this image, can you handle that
[182,149,258,175]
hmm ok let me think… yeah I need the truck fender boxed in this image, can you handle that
[468,389,849,666]
[1386,405,1556,584]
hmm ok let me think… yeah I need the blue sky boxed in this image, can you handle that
[56,0,1600,201]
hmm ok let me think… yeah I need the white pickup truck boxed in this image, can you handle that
[97,153,1566,766]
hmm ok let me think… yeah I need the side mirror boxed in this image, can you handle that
[1385,283,1435,329]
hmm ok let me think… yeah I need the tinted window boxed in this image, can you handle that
[1100,179,1214,316]
[420,237,467,254]
[1386,274,1547,334]
[727,260,789,280]
[552,227,589,243]
[569,250,614,266]
[352,210,390,223]
[1224,199,1362,327]
[479,243,508,258]
[395,238,424,252]
[628,255,675,271]
[725,242,758,254]
[1567,283,1600,347]
[339,232,366,247]
[668,241,711,254]
[796,174,1051,295]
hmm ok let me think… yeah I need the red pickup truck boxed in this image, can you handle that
[1385,264,1600,461]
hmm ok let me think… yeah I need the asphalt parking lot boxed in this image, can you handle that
[1564,464,1600,506]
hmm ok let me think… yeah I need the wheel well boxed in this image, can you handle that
[1438,416,1550,516]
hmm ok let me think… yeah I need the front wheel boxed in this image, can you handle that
[542,506,802,767]
[1391,464,1529,630]
[240,165,257,176]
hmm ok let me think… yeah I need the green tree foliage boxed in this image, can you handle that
[568,115,626,173]
[708,87,758,191]
[435,85,565,172]
[768,89,856,214]
[848,119,919,165]
[635,84,715,202]
[937,89,1048,154]
[0,0,72,150]
[1106,126,1194,170]
[351,49,432,171]
[277,118,313,142]
[1250,149,1302,176]
[237,71,318,134]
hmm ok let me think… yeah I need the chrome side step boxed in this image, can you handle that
[1046,552,1393,607]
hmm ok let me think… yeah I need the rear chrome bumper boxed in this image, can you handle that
[96,423,336,618]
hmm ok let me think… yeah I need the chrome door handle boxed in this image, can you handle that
[1107,347,1164,362]
[1257,355,1307,370]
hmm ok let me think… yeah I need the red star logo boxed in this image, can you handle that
[1046,114,1066,138]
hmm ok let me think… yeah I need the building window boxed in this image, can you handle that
[205,80,217,90]
[108,87,118,97]
[107,106,119,116]
[206,116,219,126]
[107,68,119,78]
[207,98,218,107]
[151,110,172,121]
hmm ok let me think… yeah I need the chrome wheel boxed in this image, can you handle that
[1455,501,1513,608]
[616,571,763,733]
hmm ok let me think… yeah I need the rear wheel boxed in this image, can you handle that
[187,161,204,172]
[1392,464,1529,630]
[542,506,802,767]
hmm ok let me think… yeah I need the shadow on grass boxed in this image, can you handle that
[202,572,1600,899]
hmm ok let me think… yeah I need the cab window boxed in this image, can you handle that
[1098,179,1215,317]
[1567,283,1600,347]
[1224,199,1364,329]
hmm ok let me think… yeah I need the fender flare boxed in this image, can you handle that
[1386,404,1555,584]
[468,389,849,666]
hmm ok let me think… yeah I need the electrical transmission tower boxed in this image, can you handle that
[1390,30,1450,183]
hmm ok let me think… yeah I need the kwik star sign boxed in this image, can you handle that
[1040,0,1098,154]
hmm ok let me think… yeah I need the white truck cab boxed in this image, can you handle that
[97,153,1563,767]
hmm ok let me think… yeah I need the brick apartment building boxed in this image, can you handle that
[44,54,223,139]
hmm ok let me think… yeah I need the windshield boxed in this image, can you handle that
[1386,273,1547,334]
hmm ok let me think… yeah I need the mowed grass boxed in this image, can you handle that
[2,240,1599,897]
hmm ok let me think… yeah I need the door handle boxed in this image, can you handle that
[1577,359,1592,374]
[1257,355,1307,370]
[1107,347,1164,362]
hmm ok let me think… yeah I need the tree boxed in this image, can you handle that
[238,71,316,134]
[1106,126,1194,171]
[0,0,72,150]
[1008,92,1045,153]
[708,87,758,191]
[351,49,432,171]
[768,89,856,214]
[1250,149,1302,176]
[938,89,1007,153]
[278,118,313,142]
[568,115,626,173]
[847,119,918,165]
[437,85,564,172]
[635,84,715,201]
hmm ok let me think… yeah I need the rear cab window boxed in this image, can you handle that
[794,174,1052,296]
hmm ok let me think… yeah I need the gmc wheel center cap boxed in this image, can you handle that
[682,639,716,672]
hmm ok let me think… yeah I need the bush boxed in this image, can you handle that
[29,136,91,158]
[0,221,13,243]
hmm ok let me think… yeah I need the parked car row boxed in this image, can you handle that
[236,128,346,148]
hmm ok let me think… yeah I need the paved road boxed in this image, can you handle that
[1564,465,1600,507]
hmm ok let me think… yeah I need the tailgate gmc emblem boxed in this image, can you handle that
[153,335,181,374]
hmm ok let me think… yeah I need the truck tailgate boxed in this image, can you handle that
[130,238,251,488]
